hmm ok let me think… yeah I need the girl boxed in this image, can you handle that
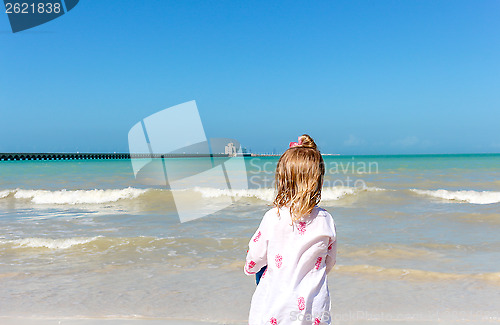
[244,134,337,325]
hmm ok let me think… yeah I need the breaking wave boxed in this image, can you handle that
[0,236,247,253]
[6,186,498,206]
[0,186,385,205]
[194,187,275,201]
[194,186,385,202]
[0,189,13,199]
[411,189,500,204]
[9,187,148,204]
[4,237,99,249]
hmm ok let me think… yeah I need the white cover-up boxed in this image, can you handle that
[244,206,337,325]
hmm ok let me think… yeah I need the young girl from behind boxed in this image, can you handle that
[245,134,337,325]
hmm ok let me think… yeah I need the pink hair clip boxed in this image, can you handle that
[289,136,303,148]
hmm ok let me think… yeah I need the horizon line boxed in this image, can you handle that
[1,151,499,156]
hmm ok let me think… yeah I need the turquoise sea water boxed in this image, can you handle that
[0,154,499,323]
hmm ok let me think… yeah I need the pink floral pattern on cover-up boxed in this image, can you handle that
[315,257,322,270]
[275,254,283,268]
[298,296,305,311]
[297,221,307,235]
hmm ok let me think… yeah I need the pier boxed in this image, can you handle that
[0,153,235,161]
[0,153,130,161]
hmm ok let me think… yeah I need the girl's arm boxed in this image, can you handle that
[244,218,268,275]
[325,222,337,274]
[325,236,337,274]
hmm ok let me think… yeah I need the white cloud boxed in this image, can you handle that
[391,136,419,147]
[343,134,364,147]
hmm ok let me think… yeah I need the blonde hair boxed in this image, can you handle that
[273,134,325,223]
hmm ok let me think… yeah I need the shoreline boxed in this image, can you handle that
[0,318,244,325]
[1,152,499,162]
[1,317,495,325]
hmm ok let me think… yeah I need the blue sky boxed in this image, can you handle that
[1,0,499,154]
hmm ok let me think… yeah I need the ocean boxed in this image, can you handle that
[0,154,499,324]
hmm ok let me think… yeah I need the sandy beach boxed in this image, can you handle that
[1,318,497,325]
[0,319,230,325]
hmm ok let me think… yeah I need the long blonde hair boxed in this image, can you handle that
[273,134,325,223]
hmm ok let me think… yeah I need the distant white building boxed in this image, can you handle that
[225,142,237,156]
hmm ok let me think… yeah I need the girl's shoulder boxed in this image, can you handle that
[264,206,280,218]
[311,206,333,219]
[309,206,336,229]
[264,206,334,225]
[261,207,281,224]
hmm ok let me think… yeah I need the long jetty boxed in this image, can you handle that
[0,153,231,161]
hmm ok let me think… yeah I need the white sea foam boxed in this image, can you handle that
[321,186,356,200]
[194,187,276,201]
[322,186,386,200]
[363,186,387,192]
[0,189,13,199]
[13,187,148,204]
[411,189,500,204]
[8,237,99,249]
[4,186,386,205]
[193,186,380,202]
